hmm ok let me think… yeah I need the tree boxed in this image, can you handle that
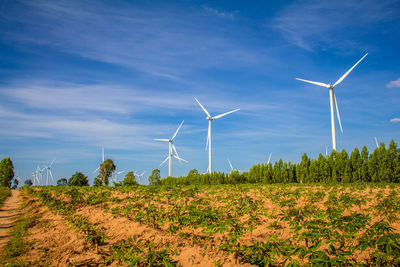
[0,157,14,188]
[57,178,68,186]
[12,178,19,189]
[68,172,89,186]
[99,159,115,186]
[93,176,103,186]
[24,179,33,186]
[149,169,161,185]
[123,171,137,186]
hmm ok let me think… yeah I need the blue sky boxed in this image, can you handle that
[0,0,399,184]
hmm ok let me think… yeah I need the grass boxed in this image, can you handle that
[0,215,37,266]
[0,186,11,208]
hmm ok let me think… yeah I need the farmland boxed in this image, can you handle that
[2,183,400,266]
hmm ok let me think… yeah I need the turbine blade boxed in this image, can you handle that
[172,143,179,158]
[334,93,343,133]
[93,167,100,174]
[174,155,188,163]
[333,53,368,87]
[172,120,184,140]
[49,171,54,182]
[375,137,379,148]
[160,156,169,166]
[213,108,240,119]
[228,159,233,171]
[153,138,169,142]
[194,97,211,117]
[296,78,330,88]
[267,153,272,164]
[50,158,56,166]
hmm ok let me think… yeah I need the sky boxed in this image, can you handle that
[0,0,399,185]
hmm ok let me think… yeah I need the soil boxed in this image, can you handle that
[0,190,21,250]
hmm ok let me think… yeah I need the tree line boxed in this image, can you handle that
[159,140,400,185]
[2,140,399,188]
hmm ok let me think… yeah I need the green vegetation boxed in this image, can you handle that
[24,179,33,186]
[0,157,14,188]
[68,172,89,186]
[160,140,400,185]
[0,186,11,207]
[148,169,161,185]
[122,171,138,186]
[24,183,400,265]
[0,216,36,266]
[56,178,68,186]
[99,159,116,186]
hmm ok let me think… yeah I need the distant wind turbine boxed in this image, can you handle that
[296,53,368,151]
[154,120,187,177]
[44,159,56,185]
[228,159,244,173]
[195,97,240,174]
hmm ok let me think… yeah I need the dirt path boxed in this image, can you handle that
[0,190,21,250]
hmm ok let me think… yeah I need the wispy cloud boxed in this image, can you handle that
[202,5,237,19]
[273,0,397,51]
[386,78,400,88]
[390,118,400,123]
[1,1,257,79]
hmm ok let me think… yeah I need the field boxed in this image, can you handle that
[3,184,400,266]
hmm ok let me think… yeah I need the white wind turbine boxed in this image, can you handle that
[135,171,145,185]
[296,53,368,151]
[154,120,187,177]
[113,170,125,183]
[195,98,240,174]
[93,147,105,174]
[44,159,55,185]
[227,159,244,173]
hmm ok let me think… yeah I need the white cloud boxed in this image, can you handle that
[390,118,400,122]
[386,78,400,88]
[202,5,236,19]
[273,0,397,51]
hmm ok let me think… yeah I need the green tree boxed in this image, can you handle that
[11,178,19,189]
[57,178,68,186]
[93,176,103,186]
[24,179,33,186]
[0,157,14,188]
[123,171,138,186]
[350,148,362,182]
[99,159,115,186]
[149,169,161,185]
[68,172,89,186]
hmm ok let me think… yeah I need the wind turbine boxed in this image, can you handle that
[227,159,244,173]
[154,120,187,177]
[135,171,145,185]
[296,53,368,151]
[267,153,272,164]
[113,170,125,183]
[195,98,240,174]
[93,147,105,174]
[375,137,379,148]
[44,159,55,185]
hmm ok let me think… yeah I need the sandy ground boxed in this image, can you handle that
[0,190,21,250]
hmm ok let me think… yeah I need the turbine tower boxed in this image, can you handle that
[44,159,55,185]
[296,53,368,151]
[195,98,240,174]
[154,120,187,177]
